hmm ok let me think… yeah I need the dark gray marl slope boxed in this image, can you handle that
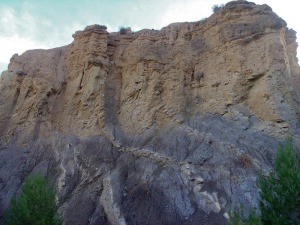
[0,115,279,225]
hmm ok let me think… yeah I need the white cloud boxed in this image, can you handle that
[159,0,208,27]
[0,35,48,60]
[0,7,17,36]
[0,5,80,72]
[0,6,46,72]
[0,63,8,74]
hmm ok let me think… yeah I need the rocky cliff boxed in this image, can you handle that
[0,1,300,224]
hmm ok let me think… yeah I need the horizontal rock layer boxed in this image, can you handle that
[0,1,300,225]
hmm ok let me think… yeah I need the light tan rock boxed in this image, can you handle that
[1,3,299,142]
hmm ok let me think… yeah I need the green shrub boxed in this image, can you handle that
[212,4,224,13]
[229,207,261,225]
[259,139,300,225]
[4,173,62,225]
[229,139,300,225]
[119,27,126,35]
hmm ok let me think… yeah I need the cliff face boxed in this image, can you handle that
[0,1,299,224]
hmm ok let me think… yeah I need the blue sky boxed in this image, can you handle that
[0,0,299,73]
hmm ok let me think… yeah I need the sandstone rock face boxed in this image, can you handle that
[0,1,300,224]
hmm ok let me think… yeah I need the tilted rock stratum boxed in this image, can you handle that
[0,1,300,224]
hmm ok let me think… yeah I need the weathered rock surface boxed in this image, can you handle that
[0,1,300,224]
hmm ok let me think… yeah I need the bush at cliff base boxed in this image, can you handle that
[230,139,300,225]
[3,173,62,225]
[259,139,300,225]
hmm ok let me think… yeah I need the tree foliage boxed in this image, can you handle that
[212,4,224,13]
[259,139,300,225]
[229,207,261,225]
[4,173,62,225]
[229,139,300,225]
[119,26,126,35]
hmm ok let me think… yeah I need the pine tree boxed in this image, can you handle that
[229,139,300,225]
[259,139,300,225]
[4,173,62,225]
